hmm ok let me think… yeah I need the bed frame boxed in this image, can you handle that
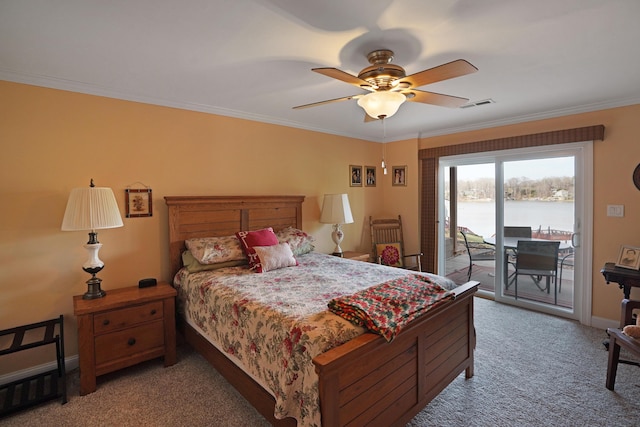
[165,195,479,427]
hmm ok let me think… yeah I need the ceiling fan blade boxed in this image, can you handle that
[292,94,362,110]
[397,59,477,89]
[312,68,376,90]
[404,89,469,108]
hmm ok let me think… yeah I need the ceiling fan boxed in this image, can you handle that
[293,49,478,121]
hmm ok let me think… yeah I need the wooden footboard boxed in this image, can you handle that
[313,281,478,427]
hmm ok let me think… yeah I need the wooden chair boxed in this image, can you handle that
[460,230,495,282]
[606,299,640,390]
[369,215,422,271]
[513,240,560,304]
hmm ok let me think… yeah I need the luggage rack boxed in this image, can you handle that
[0,315,67,417]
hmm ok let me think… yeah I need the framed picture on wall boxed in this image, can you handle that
[365,166,376,187]
[350,165,363,187]
[392,165,407,186]
[125,188,153,217]
[615,245,640,270]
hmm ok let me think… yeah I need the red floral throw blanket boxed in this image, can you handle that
[328,274,454,342]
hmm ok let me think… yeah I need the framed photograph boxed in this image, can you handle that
[125,188,153,217]
[350,165,363,187]
[392,165,407,186]
[615,245,640,270]
[365,166,376,187]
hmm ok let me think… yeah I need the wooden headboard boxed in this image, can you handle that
[164,195,305,277]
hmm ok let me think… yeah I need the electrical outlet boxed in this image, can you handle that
[607,205,624,217]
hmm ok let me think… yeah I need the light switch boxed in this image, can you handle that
[607,205,624,217]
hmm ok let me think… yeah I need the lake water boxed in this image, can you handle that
[456,200,574,239]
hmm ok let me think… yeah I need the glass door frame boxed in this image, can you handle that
[437,142,593,323]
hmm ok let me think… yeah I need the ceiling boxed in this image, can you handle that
[2,0,640,142]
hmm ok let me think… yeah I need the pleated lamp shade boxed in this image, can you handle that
[61,187,123,231]
[320,194,354,225]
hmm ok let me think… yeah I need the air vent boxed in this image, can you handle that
[460,98,495,109]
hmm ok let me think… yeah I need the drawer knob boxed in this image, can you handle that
[127,338,136,346]
[150,309,157,315]
[103,319,110,326]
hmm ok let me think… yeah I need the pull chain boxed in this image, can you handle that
[381,118,388,175]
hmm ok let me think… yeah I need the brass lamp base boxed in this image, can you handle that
[83,266,106,300]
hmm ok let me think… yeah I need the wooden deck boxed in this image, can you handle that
[446,254,574,309]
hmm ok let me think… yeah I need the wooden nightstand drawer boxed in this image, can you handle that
[95,320,165,366]
[93,301,163,334]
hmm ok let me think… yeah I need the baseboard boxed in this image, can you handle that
[0,355,78,385]
[590,315,618,331]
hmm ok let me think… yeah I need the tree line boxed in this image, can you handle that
[449,176,574,201]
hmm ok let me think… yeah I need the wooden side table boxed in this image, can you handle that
[601,262,640,300]
[73,283,177,395]
[341,251,371,262]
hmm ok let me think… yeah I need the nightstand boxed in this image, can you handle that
[342,251,371,262]
[73,282,177,395]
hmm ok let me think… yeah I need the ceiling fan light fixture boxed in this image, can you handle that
[357,91,406,119]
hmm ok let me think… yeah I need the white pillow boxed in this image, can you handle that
[252,243,298,273]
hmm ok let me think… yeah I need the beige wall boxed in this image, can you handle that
[0,81,394,373]
[414,104,640,322]
[2,79,638,375]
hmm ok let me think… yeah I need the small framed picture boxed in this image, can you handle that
[350,165,363,187]
[125,188,153,217]
[365,166,376,187]
[392,165,407,186]
[615,245,640,270]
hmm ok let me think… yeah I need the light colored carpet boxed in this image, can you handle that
[2,297,639,426]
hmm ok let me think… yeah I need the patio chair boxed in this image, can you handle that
[558,247,574,293]
[513,240,560,304]
[504,226,532,238]
[370,215,422,271]
[504,226,532,288]
[460,230,496,282]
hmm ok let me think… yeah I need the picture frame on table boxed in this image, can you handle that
[125,188,153,217]
[392,165,407,186]
[365,166,376,187]
[350,165,363,187]
[615,245,640,270]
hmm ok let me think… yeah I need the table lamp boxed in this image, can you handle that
[320,194,354,256]
[61,179,123,299]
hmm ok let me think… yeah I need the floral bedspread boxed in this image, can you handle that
[173,252,457,427]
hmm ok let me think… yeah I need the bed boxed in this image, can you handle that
[165,195,478,427]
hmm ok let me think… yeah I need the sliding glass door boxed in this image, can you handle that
[439,143,592,321]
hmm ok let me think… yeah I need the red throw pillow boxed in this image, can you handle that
[236,228,279,272]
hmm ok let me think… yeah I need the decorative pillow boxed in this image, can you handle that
[236,227,280,272]
[376,243,404,267]
[185,235,245,265]
[276,226,315,256]
[181,250,247,273]
[252,243,298,273]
